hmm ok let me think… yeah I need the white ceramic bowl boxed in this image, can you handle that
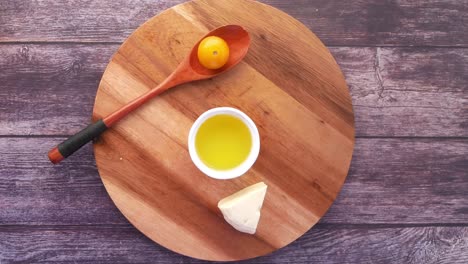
[188,107,260,180]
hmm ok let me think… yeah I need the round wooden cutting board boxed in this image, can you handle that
[93,0,355,261]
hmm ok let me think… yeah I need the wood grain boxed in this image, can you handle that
[0,44,466,137]
[92,0,354,260]
[0,44,114,135]
[323,138,468,224]
[0,139,125,225]
[0,225,467,263]
[333,47,468,137]
[1,0,467,262]
[1,0,467,46]
[1,138,466,225]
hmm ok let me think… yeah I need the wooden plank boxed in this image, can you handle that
[0,0,186,43]
[1,0,467,46]
[269,0,468,47]
[0,225,467,263]
[0,137,466,225]
[322,138,468,224]
[0,139,125,225]
[0,44,466,137]
[330,47,468,137]
[0,44,116,135]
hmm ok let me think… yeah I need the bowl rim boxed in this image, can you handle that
[188,107,260,180]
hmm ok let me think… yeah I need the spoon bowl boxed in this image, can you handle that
[188,25,250,77]
[48,24,251,164]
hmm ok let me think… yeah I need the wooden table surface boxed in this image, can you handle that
[0,0,467,263]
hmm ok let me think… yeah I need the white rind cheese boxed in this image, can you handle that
[218,182,268,234]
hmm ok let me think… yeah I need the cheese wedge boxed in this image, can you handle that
[218,182,268,234]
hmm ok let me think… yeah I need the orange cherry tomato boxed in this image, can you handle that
[197,36,230,70]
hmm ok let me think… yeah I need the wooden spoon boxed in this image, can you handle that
[48,25,251,164]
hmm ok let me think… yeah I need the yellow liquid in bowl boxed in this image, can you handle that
[195,115,252,171]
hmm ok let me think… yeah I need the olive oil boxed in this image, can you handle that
[195,114,252,170]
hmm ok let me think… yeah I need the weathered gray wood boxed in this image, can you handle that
[269,0,468,47]
[322,138,468,224]
[331,47,468,137]
[0,137,466,225]
[0,44,466,137]
[0,44,115,135]
[0,225,467,263]
[0,139,125,225]
[1,0,467,46]
[1,0,467,262]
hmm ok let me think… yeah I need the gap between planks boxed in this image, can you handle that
[1,41,468,49]
[0,135,466,140]
[1,222,468,231]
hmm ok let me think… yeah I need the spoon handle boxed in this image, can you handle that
[48,120,108,164]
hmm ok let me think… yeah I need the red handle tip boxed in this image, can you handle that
[48,147,64,164]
